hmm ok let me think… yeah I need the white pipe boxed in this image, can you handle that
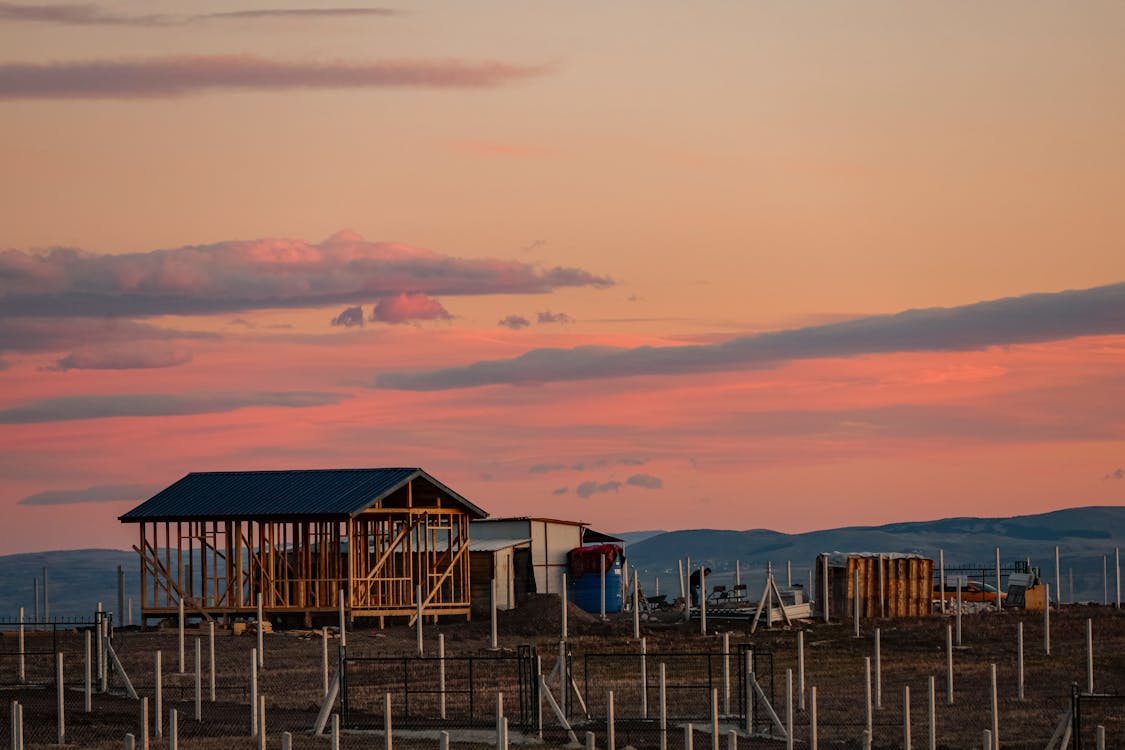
[385,692,393,750]
[600,554,607,620]
[209,621,216,703]
[1017,622,1024,701]
[982,729,991,750]
[320,628,329,698]
[607,689,616,750]
[927,676,935,750]
[809,686,817,750]
[710,687,720,750]
[955,580,962,647]
[659,662,667,750]
[85,630,92,713]
[995,548,1002,612]
[338,588,347,649]
[56,653,65,746]
[155,651,162,738]
[854,568,861,638]
[331,713,340,750]
[797,630,805,711]
[722,632,731,715]
[194,638,202,722]
[633,570,640,639]
[1087,619,1094,694]
[945,624,953,705]
[822,556,830,623]
[685,723,694,750]
[141,697,149,750]
[17,607,24,684]
[169,708,177,750]
[785,668,793,750]
[990,664,999,747]
[700,567,707,635]
[786,560,792,588]
[258,697,266,750]
[1055,546,1061,608]
[938,549,945,615]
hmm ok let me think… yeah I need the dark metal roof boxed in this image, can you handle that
[119,468,487,522]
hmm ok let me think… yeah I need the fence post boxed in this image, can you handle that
[822,555,829,623]
[1044,584,1051,656]
[641,637,649,719]
[797,630,805,711]
[439,633,447,719]
[728,728,738,750]
[385,692,393,750]
[607,689,616,750]
[178,598,185,674]
[321,627,330,698]
[600,554,607,620]
[208,621,216,702]
[809,685,817,750]
[990,664,999,748]
[787,560,792,588]
[862,729,871,750]
[250,647,258,737]
[282,731,292,750]
[169,708,177,750]
[902,685,910,750]
[745,651,754,738]
[56,652,65,746]
[946,624,953,705]
[1055,546,1061,609]
[18,607,25,684]
[415,585,424,656]
[585,731,595,750]
[1087,619,1094,694]
[874,628,882,710]
[864,657,872,741]
[785,668,793,750]
[128,597,133,628]
[659,662,668,750]
[439,731,450,750]
[995,547,1002,612]
[982,729,992,750]
[956,580,962,646]
[154,651,162,738]
[684,723,693,750]
[722,632,731,715]
[43,567,49,623]
[490,579,499,650]
[338,588,347,649]
[257,593,265,669]
[1097,724,1106,750]
[194,638,202,721]
[496,692,505,750]
[700,567,707,635]
[634,570,641,639]
[96,602,104,684]
[939,549,945,614]
[1017,622,1024,701]
[678,560,686,609]
[927,676,936,750]
[561,573,569,641]
[854,568,861,638]
[331,713,340,750]
[709,688,720,750]
[1116,547,1121,609]
[258,695,266,750]
[85,630,93,713]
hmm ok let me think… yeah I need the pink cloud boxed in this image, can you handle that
[371,293,452,324]
[51,343,194,371]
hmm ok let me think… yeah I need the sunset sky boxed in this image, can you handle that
[2,1,1125,554]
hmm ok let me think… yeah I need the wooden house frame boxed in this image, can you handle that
[119,468,486,626]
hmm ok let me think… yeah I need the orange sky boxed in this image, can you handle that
[1,1,1124,553]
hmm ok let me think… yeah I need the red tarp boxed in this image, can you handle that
[568,544,623,577]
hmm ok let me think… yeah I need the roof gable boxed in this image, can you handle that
[119,468,486,521]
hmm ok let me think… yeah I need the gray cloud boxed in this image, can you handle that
[530,463,567,474]
[378,282,1125,390]
[0,390,348,424]
[552,487,568,495]
[0,231,610,319]
[0,3,398,26]
[537,310,573,324]
[1105,468,1125,481]
[51,343,193,371]
[0,318,218,355]
[331,305,365,328]
[498,315,531,330]
[625,473,663,490]
[0,55,548,100]
[17,482,156,506]
[576,480,621,499]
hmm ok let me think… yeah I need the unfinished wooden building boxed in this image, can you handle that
[816,552,934,620]
[119,468,487,626]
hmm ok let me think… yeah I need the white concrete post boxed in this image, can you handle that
[1104,555,1109,605]
[141,696,149,750]
[1054,546,1061,608]
[633,570,641,639]
[258,696,266,750]
[257,593,264,669]
[178,598,185,674]
[490,578,499,650]
[124,733,134,750]
[864,657,872,740]
[11,700,22,750]
[330,714,339,750]
[282,732,292,750]
[822,555,830,623]
[600,554,607,619]
[797,630,806,711]
[84,630,92,713]
[956,580,962,646]
[1116,547,1121,609]
[722,632,731,715]
[745,649,754,737]
[561,573,569,641]
[684,723,694,750]
[710,688,720,750]
[641,637,649,719]
[416,585,424,657]
[927,676,936,750]
[854,568,861,638]
[874,628,882,710]
[1097,725,1106,750]
[938,549,945,614]
[902,685,911,750]
[439,633,447,720]
[439,732,449,750]
[17,607,25,684]
[496,692,505,750]
[385,692,393,750]
[56,652,65,746]
[862,730,872,750]
[1087,619,1094,694]
[700,566,707,635]
[250,647,258,737]
[208,621,216,703]
[558,641,568,718]
[678,559,686,605]
[169,708,177,750]
[727,728,738,750]
[659,662,668,750]
[685,556,692,623]
[607,689,616,750]
[809,686,817,750]
[735,560,741,591]
[338,588,347,649]
[194,638,202,721]
[154,651,162,738]
[585,731,595,750]
[96,602,104,683]
[995,547,1002,612]
[982,729,992,750]
[785,669,793,750]
[1044,584,1051,656]
[787,559,792,588]
[946,624,953,705]
[990,664,999,748]
[1017,622,1024,701]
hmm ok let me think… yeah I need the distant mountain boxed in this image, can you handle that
[623,506,1125,602]
[0,507,1122,621]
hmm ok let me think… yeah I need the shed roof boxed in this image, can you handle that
[468,537,532,553]
[119,468,487,522]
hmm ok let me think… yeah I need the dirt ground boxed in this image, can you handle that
[2,600,1123,749]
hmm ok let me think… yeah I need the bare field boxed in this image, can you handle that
[2,601,1124,749]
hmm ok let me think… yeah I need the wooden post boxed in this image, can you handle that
[178,598,185,674]
[809,686,817,750]
[257,593,264,669]
[439,633,447,719]
[194,638,202,722]
[1044,583,1051,656]
[416,585,424,656]
[490,578,499,650]
[154,651,162,738]
[208,622,216,703]
[56,652,65,746]
[854,568,861,637]
[938,549,945,615]
[600,554,607,619]
[633,570,641,640]
[710,688,720,750]
[641,637,649,719]
[700,566,707,635]
[797,630,805,711]
[995,548,1002,612]
[561,573,569,641]
[385,693,393,750]
[84,630,92,713]
[1087,619,1094,694]
[945,625,953,705]
[989,664,999,748]
[785,669,793,750]
[250,647,258,737]
[17,607,25,684]
[902,685,911,750]
[607,689,616,750]
[874,628,882,710]
[864,657,872,740]
[722,632,730,715]
[1017,622,1024,701]
[1054,546,1061,609]
[659,662,668,750]
[822,555,829,623]
[927,676,935,750]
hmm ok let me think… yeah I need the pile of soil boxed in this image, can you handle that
[495,594,628,637]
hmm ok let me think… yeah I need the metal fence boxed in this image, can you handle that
[1073,686,1125,750]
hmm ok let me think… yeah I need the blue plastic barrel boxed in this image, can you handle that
[569,555,623,614]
